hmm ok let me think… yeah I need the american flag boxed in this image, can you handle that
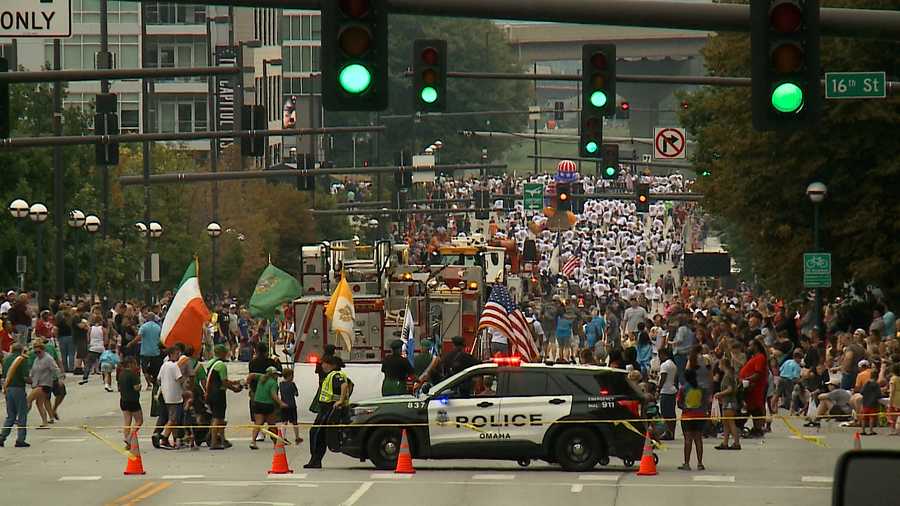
[478,285,539,361]
[562,256,581,277]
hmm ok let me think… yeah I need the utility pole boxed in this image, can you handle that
[532,62,538,175]
[207,16,220,302]
[99,0,111,239]
[53,40,64,298]
[140,3,152,305]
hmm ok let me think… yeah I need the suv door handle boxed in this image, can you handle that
[477,401,494,408]
[548,398,567,405]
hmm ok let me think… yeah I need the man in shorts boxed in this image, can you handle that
[138,312,163,388]
[205,344,242,450]
[808,378,853,426]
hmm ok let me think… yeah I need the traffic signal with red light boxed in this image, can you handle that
[751,0,821,131]
[556,182,572,212]
[580,44,615,157]
[322,0,388,111]
[616,100,630,119]
[413,39,447,112]
[600,144,619,180]
[0,56,9,138]
[635,182,650,213]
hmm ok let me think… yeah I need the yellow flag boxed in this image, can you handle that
[325,274,355,351]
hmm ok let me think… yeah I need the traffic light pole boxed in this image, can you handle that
[527,154,696,170]
[52,40,65,300]
[135,0,900,39]
[117,163,508,186]
[0,125,386,149]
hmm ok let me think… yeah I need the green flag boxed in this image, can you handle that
[178,258,199,289]
[249,263,301,319]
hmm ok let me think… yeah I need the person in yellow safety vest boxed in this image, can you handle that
[304,354,351,469]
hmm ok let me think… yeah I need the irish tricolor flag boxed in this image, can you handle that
[161,259,210,353]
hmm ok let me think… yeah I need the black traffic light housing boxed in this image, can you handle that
[580,44,616,157]
[600,144,620,180]
[321,0,389,111]
[413,39,447,113]
[474,190,490,219]
[94,93,119,166]
[751,0,821,131]
[0,56,9,138]
[556,182,572,212]
[635,182,650,213]
[571,182,584,214]
[241,105,266,157]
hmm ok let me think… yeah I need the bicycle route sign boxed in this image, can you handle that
[803,252,831,288]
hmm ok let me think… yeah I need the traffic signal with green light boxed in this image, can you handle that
[751,0,820,131]
[556,182,572,212]
[0,56,9,138]
[600,144,619,180]
[321,0,388,111]
[635,182,650,213]
[580,44,615,157]
[700,169,712,177]
[413,39,447,112]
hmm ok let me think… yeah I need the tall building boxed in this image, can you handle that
[1,2,283,165]
[281,9,322,163]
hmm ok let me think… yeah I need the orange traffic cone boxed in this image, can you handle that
[853,431,862,450]
[268,428,293,475]
[636,430,658,476]
[394,429,415,474]
[124,429,146,475]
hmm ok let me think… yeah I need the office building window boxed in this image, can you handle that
[283,14,321,42]
[61,92,140,132]
[283,75,320,96]
[45,35,140,70]
[144,2,206,25]
[148,95,207,133]
[71,0,139,23]
[282,45,320,74]
[144,36,208,80]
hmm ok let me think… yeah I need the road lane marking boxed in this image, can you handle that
[49,438,87,443]
[570,484,584,493]
[60,476,103,481]
[127,481,172,505]
[472,474,516,480]
[802,476,833,483]
[579,474,621,481]
[267,473,308,480]
[693,475,735,482]
[105,482,158,506]
[340,481,374,506]
[179,503,294,506]
[370,473,412,479]
[162,475,206,480]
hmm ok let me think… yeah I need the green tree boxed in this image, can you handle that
[682,0,900,300]
[326,16,531,167]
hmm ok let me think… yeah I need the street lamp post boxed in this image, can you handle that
[9,199,30,291]
[207,222,222,301]
[806,182,827,334]
[148,221,163,302]
[29,203,49,309]
[84,214,101,304]
[67,210,86,296]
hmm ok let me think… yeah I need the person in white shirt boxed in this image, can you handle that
[154,347,185,449]
[658,348,678,440]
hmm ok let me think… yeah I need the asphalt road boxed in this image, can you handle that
[2,361,898,506]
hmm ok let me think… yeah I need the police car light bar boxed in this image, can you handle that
[492,356,522,366]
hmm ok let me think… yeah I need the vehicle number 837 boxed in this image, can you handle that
[407,402,425,409]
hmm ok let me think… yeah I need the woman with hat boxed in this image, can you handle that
[381,339,413,396]
[246,366,287,450]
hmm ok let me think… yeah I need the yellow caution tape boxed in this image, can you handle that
[614,419,667,451]
[82,425,138,460]
[779,416,828,448]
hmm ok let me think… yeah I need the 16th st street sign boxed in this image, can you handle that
[1,0,71,38]
[825,72,886,99]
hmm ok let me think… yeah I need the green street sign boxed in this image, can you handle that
[803,252,832,288]
[825,72,886,99]
[523,183,544,211]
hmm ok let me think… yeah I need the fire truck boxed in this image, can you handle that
[291,235,517,363]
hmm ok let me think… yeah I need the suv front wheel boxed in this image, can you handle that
[555,428,600,472]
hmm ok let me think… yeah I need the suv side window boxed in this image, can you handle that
[551,372,637,397]
[501,371,548,396]
[439,371,498,399]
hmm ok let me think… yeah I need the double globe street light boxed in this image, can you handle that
[8,199,49,307]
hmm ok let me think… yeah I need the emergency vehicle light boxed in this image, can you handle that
[307,353,319,364]
[467,281,479,290]
[402,272,413,281]
[492,356,521,366]
[618,399,642,417]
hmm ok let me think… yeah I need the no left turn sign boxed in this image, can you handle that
[653,127,686,160]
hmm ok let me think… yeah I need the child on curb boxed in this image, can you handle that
[279,368,303,445]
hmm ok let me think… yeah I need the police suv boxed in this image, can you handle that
[338,359,649,471]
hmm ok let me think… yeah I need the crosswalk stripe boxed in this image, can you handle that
[693,475,735,482]
[570,484,584,493]
[59,476,102,481]
[370,473,412,480]
[801,476,833,483]
[579,474,621,481]
[472,474,516,480]
[267,474,309,480]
